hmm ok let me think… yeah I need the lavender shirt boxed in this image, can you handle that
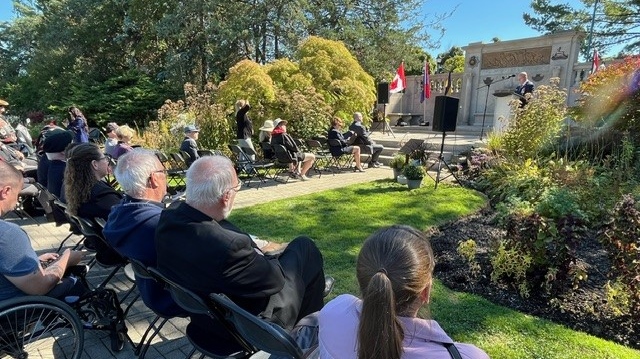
[318,294,489,359]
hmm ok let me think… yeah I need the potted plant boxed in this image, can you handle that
[402,163,426,189]
[388,154,406,181]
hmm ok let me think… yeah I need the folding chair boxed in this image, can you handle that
[68,214,130,291]
[146,268,252,359]
[241,146,276,188]
[51,200,85,253]
[327,139,355,171]
[8,184,40,224]
[210,293,306,359]
[125,258,188,359]
[272,144,298,183]
[228,144,274,189]
[156,151,186,193]
[305,139,334,177]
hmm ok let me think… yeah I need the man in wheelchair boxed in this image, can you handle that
[0,161,87,302]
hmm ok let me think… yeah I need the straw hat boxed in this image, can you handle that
[0,99,8,106]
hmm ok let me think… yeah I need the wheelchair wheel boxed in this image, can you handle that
[0,296,84,359]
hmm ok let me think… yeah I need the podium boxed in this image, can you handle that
[492,90,516,134]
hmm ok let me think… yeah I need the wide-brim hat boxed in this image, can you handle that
[259,120,275,132]
[273,118,287,128]
[0,99,8,106]
[184,125,200,133]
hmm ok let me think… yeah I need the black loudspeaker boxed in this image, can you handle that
[432,96,459,132]
[376,83,389,104]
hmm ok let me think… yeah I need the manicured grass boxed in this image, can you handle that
[229,179,640,359]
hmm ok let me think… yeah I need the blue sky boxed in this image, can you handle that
[427,0,589,55]
[0,0,605,59]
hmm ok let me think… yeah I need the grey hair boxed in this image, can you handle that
[353,112,363,121]
[186,155,235,208]
[114,149,161,198]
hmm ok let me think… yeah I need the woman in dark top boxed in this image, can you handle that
[64,143,123,264]
[235,99,255,156]
[327,117,365,172]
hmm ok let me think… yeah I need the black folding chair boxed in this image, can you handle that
[126,258,188,359]
[156,151,186,193]
[327,139,355,171]
[305,139,334,177]
[210,293,306,359]
[146,268,252,359]
[272,144,297,183]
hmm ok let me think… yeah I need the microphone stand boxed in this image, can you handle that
[477,75,514,140]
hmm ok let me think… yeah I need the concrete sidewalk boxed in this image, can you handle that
[8,166,392,359]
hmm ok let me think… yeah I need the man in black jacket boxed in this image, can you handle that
[349,112,384,168]
[155,155,327,354]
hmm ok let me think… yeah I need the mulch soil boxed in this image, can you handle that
[427,206,639,349]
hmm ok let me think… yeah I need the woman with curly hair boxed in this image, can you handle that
[318,225,489,359]
[64,143,121,219]
[63,143,123,263]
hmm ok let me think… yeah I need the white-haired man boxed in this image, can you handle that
[155,155,328,355]
[103,149,185,317]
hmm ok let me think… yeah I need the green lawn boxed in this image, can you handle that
[229,179,640,359]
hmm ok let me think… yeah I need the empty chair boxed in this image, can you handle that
[228,144,273,189]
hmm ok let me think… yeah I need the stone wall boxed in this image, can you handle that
[382,30,589,129]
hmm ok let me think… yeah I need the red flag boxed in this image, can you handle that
[389,62,406,94]
[591,49,600,74]
[420,61,431,103]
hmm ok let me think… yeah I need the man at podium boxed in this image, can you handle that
[515,72,534,107]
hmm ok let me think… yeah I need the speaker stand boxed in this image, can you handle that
[427,131,460,189]
[379,103,395,138]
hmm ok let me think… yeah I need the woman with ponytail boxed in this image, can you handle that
[318,225,489,359]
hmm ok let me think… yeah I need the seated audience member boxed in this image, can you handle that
[349,112,384,168]
[155,155,327,354]
[102,149,184,316]
[318,225,489,359]
[327,117,365,172]
[0,100,17,146]
[39,129,73,198]
[104,122,119,158]
[0,161,86,301]
[270,119,315,180]
[64,143,123,263]
[112,125,135,159]
[179,125,200,166]
[258,120,275,159]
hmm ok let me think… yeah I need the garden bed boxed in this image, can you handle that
[428,207,638,349]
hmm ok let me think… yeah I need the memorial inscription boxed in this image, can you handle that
[481,46,552,69]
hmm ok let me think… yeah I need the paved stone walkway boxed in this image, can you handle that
[7,166,392,359]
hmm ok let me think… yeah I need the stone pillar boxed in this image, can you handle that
[461,71,474,125]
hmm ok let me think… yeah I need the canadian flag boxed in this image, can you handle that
[389,62,406,94]
[591,49,600,74]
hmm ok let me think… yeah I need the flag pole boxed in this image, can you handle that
[422,60,427,126]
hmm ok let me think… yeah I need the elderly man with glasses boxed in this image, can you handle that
[103,149,185,317]
[155,155,331,355]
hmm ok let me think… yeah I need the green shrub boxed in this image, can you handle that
[490,241,531,297]
[501,78,567,159]
[389,154,406,170]
[599,194,640,318]
[457,239,481,278]
[402,163,426,180]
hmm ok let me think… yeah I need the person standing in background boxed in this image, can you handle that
[235,99,255,159]
[67,106,89,143]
